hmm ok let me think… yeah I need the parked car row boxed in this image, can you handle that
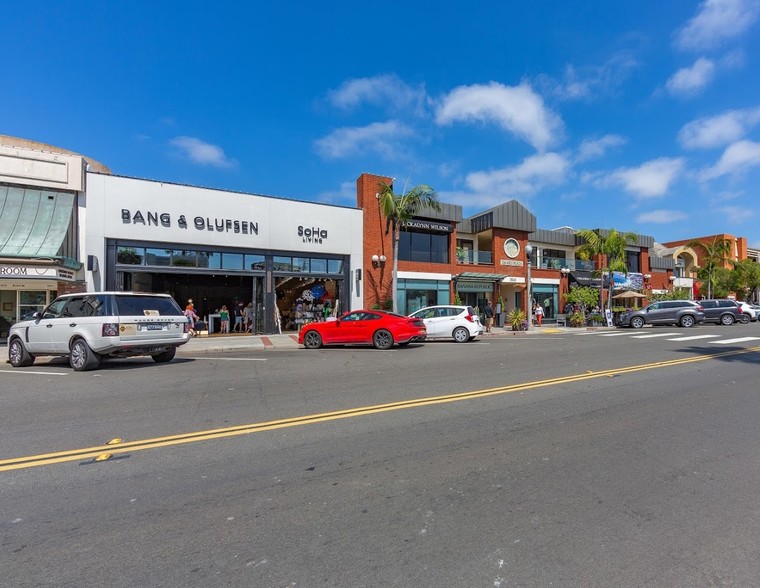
[299,305,484,350]
[617,299,756,328]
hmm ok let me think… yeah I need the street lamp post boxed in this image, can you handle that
[525,244,533,331]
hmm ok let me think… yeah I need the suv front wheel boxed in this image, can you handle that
[630,316,645,329]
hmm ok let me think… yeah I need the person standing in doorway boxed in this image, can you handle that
[484,299,494,333]
[243,302,253,333]
[219,305,230,334]
[534,302,544,326]
[233,302,244,332]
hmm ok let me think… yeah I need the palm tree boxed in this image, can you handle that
[688,237,732,299]
[576,228,638,313]
[378,180,441,313]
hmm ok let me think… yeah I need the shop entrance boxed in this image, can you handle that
[275,276,342,332]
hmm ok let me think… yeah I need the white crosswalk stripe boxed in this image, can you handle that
[630,332,679,339]
[666,334,720,341]
[710,337,760,345]
[599,332,633,337]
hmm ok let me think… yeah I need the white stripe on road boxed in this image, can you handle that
[630,333,679,339]
[184,357,268,361]
[0,369,68,376]
[666,334,720,342]
[599,332,634,337]
[710,337,760,345]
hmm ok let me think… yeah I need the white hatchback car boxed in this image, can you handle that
[408,305,483,342]
[737,301,758,321]
[7,292,190,371]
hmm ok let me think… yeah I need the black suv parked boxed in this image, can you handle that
[698,299,744,325]
[617,300,705,328]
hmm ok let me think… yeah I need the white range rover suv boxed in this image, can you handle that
[7,292,190,371]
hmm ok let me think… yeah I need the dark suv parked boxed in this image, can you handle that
[617,300,705,328]
[698,299,744,325]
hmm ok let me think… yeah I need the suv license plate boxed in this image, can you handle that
[141,324,166,331]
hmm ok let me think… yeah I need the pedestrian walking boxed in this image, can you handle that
[534,303,544,326]
[184,302,199,337]
[484,299,494,333]
[219,305,230,333]
[243,302,253,333]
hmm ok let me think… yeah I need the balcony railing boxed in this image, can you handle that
[456,250,493,265]
[538,257,595,271]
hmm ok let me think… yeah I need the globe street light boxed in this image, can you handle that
[525,244,533,331]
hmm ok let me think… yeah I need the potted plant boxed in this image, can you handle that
[506,308,526,331]
[568,310,586,327]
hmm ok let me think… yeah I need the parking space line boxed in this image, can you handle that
[711,337,760,345]
[630,333,679,339]
[0,369,68,376]
[666,334,720,342]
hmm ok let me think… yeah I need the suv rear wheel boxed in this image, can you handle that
[720,314,735,326]
[152,348,177,363]
[70,338,101,371]
[679,315,695,328]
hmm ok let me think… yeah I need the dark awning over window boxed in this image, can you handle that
[569,271,602,287]
[0,185,75,257]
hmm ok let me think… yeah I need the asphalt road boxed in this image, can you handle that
[2,323,760,587]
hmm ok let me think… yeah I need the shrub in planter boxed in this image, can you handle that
[568,311,586,327]
[506,308,527,331]
[587,313,605,326]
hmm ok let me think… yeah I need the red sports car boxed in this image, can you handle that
[298,310,427,349]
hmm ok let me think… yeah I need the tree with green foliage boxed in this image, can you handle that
[576,228,638,312]
[729,258,760,301]
[378,180,441,313]
[564,285,600,313]
[688,237,732,299]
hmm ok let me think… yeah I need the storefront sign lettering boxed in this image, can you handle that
[403,220,453,233]
[121,209,259,235]
[0,266,28,276]
[298,226,327,244]
[500,259,524,266]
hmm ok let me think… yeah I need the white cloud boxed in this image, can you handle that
[460,152,570,205]
[315,181,356,205]
[434,82,563,151]
[700,139,760,179]
[636,210,688,223]
[717,205,755,223]
[326,74,427,115]
[601,158,685,198]
[313,121,414,160]
[678,106,760,149]
[169,137,236,168]
[576,134,627,162]
[666,58,716,95]
[675,0,760,51]
[544,51,639,101]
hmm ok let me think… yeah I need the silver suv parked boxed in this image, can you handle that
[617,300,705,328]
[7,292,190,371]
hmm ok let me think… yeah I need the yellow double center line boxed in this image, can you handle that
[2,347,758,472]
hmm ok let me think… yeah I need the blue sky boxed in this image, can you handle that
[4,1,760,247]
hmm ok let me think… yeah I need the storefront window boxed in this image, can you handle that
[145,248,171,266]
[328,259,343,274]
[397,279,450,315]
[273,256,293,271]
[117,247,144,265]
[246,254,265,270]
[172,250,197,267]
[292,257,309,272]
[399,230,450,263]
[206,252,222,269]
[223,253,244,270]
[310,258,327,273]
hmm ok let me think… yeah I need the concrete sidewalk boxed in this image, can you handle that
[177,324,614,354]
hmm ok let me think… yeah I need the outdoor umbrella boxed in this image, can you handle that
[612,291,648,299]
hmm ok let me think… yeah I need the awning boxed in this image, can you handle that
[569,270,602,287]
[0,185,76,257]
[455,272,509,282]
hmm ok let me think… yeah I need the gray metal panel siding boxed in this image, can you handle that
[650,256,675,270]
[529,228,576,246]
[493,201,536,232]
[416,201,462,223]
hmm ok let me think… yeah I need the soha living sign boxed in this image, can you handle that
[121,209,259,235]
